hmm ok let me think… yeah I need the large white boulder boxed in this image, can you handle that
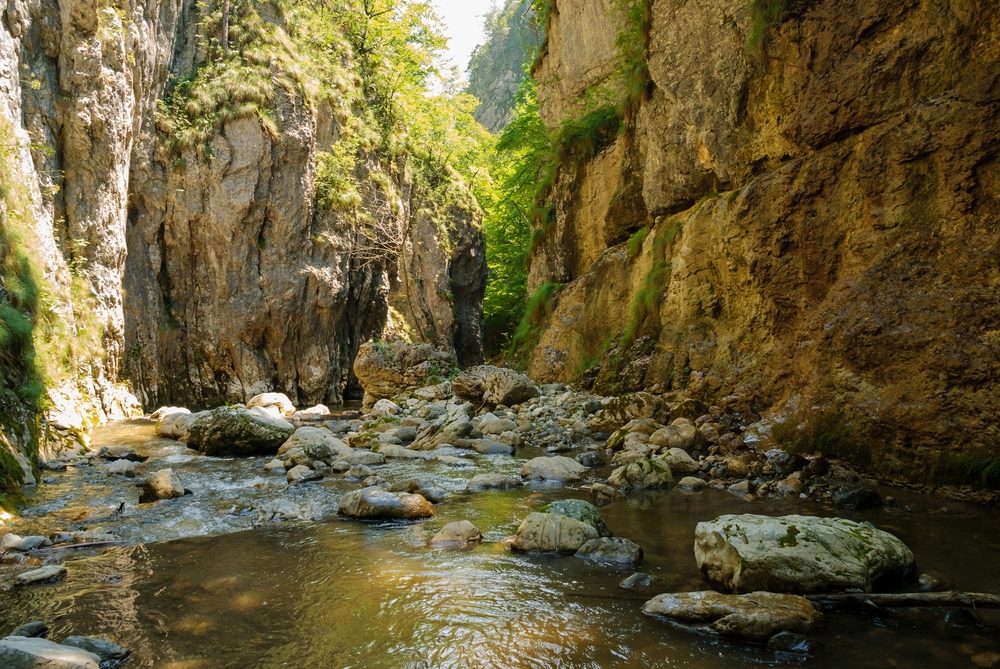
[694,514,915,593]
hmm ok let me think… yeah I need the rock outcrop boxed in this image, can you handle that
[526,0,1000,478]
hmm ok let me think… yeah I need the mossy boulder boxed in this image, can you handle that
[184,406,295,457]
[544,499,611,537]
[695,514,915,594]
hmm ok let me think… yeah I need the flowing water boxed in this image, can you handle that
[1,419,999,668]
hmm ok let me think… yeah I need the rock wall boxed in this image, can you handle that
[0,0,485,494]
[527,0,1000,477]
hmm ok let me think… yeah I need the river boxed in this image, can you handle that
[1,419,998,668]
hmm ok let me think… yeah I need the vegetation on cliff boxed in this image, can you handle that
[156,0,491,250]
[466,0,540,133]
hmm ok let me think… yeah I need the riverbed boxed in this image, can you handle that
[2,419,999,668]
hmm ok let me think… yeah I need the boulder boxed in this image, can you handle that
[253,498,318,524]
[832,486,883,511]
[607,419,663,450]
[661,448,699,475]
[149,406,188,421]
[431,520,482,547]
[370,399,402,417]
[521,456,587,482]
[352,341,457,403]
[139,469,186,502]
[466,474,523,492]
[478,414,517,435]
[608,458,673,489]
[103,459,137,477]
[588,392,668,433]
[9,622,48,638]
[247,392,296,417]
[619,572,657,591]
[694,514,915,593]
[1,534,51,552]
[511,512,599,553]
[642,591,822,641]
[575,537,643,568]
[286,465,322,485]
[482,368,539,406]
[0,637,100,669]
[436,454,475,467]
[338,487,435,520]
[185,406,294,456]
[60,637,130,664]
[467,439,514,455]
[336,450,386,467]
[452,365,539,406]
[677,476,707,492]
[95,445,145,462]
[278,427,349,463]
[377,444,431,460]
[156,410,206,441]
[14,565,67,586]
[649,419,704,452]
[388,479,448,503]
[543,499,611,537]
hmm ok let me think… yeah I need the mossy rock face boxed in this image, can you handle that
[545,499,612,537]
[694,514,916,594]
[184,406,295,457]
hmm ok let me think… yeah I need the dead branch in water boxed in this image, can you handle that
[807,591,1000,609]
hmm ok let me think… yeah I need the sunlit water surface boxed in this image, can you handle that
[1,419,998,668]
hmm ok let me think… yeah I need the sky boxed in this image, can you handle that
[429,0,495,78]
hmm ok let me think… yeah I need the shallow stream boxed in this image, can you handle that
[2,419,999,668]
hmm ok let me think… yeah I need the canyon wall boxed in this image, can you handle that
[528,0,999,477]
[0,0,484,497]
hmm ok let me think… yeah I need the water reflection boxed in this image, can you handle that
[1,421,999,667]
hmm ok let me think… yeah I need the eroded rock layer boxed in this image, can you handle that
[528,0,1000,477]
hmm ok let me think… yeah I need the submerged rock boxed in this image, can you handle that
[185,406,295,456]
[9,622,48,638]
[642,591,822,641]
[832,486,883,511]
[521,456,587,482]
[511,512,598,553]
[619,572,657,591]
[253,498,318,524]
[695,514,915,593]
[14,565,67,586]
[431,520,482,547]
[575,537,643,568]
[338,487,435,520]
[466,473,523,492]
[0,636,100,668]
[60,636,130,664]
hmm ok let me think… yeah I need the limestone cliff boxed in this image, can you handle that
[527,0,999,478]
[0,0,485,499]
